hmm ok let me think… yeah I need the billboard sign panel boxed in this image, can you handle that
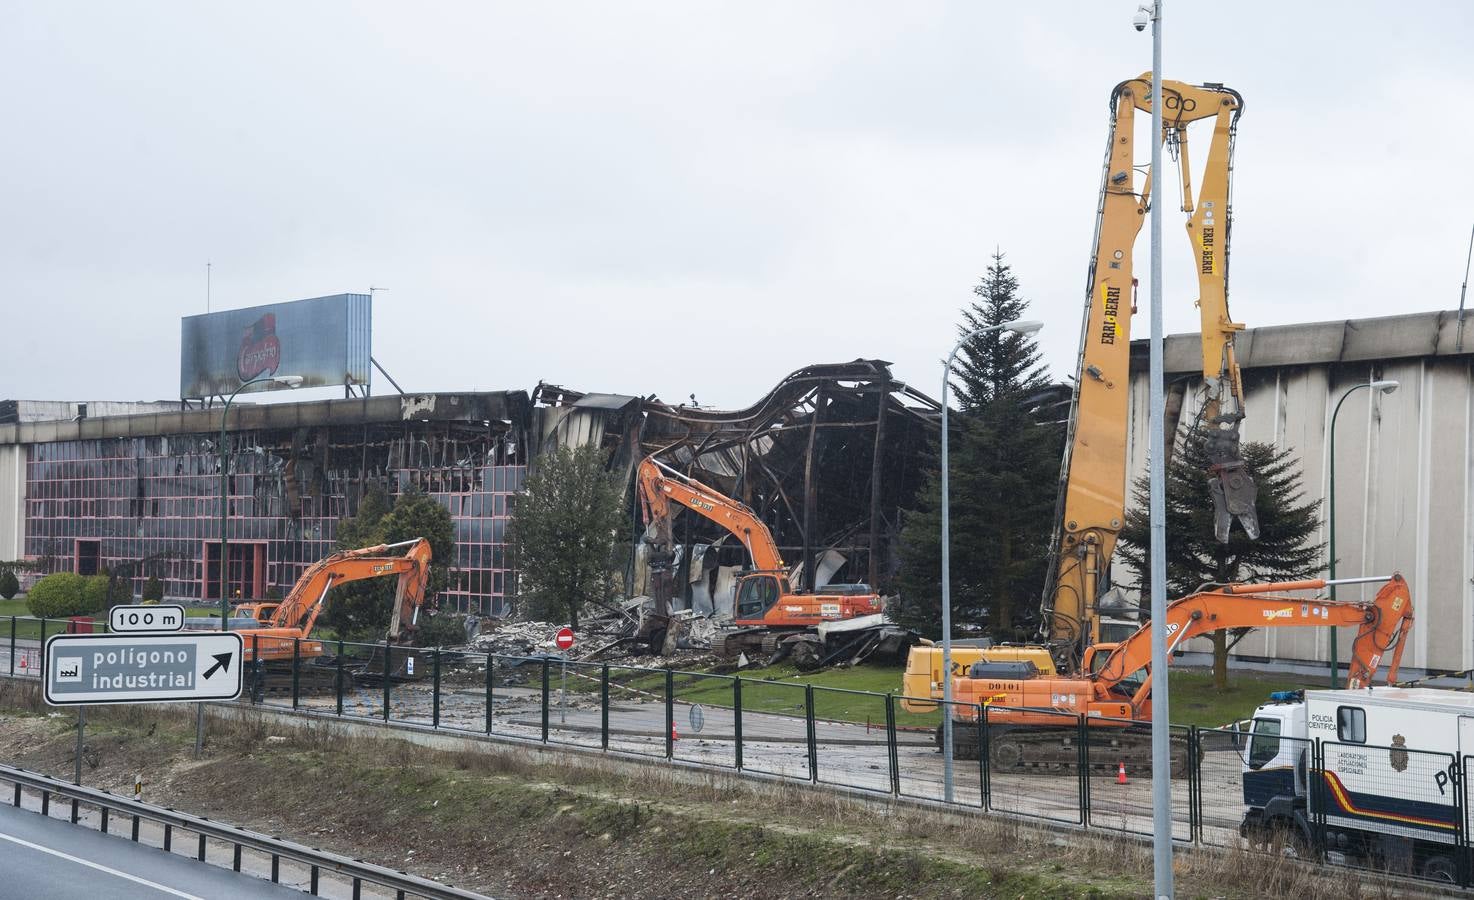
[180,293,371,398]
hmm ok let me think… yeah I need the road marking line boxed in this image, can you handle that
[0,830,206,899]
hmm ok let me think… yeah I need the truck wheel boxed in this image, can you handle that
[1249,823,1308,859]
[1421,855,1457,883]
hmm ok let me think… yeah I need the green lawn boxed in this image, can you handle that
[0,601,236,641]
[576,658,1323,732]
[1164,669,1325,728]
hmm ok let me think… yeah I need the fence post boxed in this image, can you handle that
[1188,727,1200,843]
[1461,755,1471,887]
[1320,739,1332,866]
[540,656,550,743]
[8,616,14,676]
[492,659,504,736]
[975,705,987,809]
[431,648,442,729]
[885,694,899,795]
[664,668,675,759]
[1076,714,1089,826]
[805,684,818,783]
[600,664,610,750]
[251,635,260,704]
[291,638,301,710]
[733,677,744,771]
[334,641,344,717]
[980,702,991,810]
[382,641,392,723]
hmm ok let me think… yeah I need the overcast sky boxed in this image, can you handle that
[4,2,1471,409]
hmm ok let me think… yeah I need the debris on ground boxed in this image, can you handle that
[448,601,720,670]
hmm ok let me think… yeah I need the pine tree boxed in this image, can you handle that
[1118,436,1321,690]
[508,445,626,628]
[895,253,1062,637]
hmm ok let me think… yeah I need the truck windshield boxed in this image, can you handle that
[1248,717,1281,769]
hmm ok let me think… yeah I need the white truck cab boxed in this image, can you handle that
[1240,687,1474,883]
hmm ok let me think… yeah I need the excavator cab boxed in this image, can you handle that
[736,574,782,620]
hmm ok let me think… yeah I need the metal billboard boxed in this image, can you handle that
[180,293,371,399]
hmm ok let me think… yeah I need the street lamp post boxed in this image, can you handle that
[1326,378,1398,685]
[218,375,303,628]
[940,317,1042,803]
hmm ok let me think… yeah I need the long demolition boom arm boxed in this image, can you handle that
[1094,574,1413,711]
[266,538,434,640]
[636,457,786,574]
[1040,74,1257,660]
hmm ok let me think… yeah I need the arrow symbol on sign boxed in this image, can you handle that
[203,652,233,680]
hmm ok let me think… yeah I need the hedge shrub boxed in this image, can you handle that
[142,575,164,603]
[82,576,112,613]
[25,572,88,617]
[0,569,18,600]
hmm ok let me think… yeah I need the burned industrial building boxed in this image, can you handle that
[0,361,943,618]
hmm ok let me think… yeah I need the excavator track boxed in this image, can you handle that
[938,721,1194,778]
[713,628,774,660]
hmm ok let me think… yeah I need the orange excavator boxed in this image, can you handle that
[637,457,909,668]
[232,538,434,665]
[941,574,1414,773]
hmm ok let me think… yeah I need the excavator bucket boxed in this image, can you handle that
[1203,422,1260,541]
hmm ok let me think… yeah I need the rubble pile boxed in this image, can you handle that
[449,597,719,668]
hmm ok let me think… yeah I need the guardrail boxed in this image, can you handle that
[0,761,491,899]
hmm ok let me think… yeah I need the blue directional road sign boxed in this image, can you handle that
[43,633,244,706]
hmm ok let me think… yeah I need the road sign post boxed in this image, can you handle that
[44,633,245,706]
[555,628,574,725]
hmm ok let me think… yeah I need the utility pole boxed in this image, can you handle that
[1137,1,1173,896]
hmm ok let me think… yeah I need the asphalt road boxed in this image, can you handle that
[0,801,303,900]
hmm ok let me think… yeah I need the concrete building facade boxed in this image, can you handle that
[1121,310,1474,675]
[0,393,528,615]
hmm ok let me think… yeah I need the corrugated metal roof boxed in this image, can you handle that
[1132,309,1472,374]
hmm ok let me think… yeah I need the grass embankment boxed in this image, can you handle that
[0,679,1377,899]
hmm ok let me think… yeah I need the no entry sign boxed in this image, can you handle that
[554,627,575,651]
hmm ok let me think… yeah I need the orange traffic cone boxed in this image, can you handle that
[1117,761,1128,785]
[671,722,680,742]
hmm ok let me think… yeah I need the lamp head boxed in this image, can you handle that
[272,375,305,388]
[1001,319,1044,335]
[1370,379,1398,394]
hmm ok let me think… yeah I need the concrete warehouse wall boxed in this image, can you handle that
[1118,311,1474,673]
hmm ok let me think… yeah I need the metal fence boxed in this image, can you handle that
[5,615,1474,890]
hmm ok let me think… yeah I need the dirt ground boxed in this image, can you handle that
[0,680,1404,900]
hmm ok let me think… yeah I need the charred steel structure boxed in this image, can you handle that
[534,360,942,609]
[3,361,941,618]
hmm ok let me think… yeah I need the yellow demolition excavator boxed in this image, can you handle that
[904,74,1259,704]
